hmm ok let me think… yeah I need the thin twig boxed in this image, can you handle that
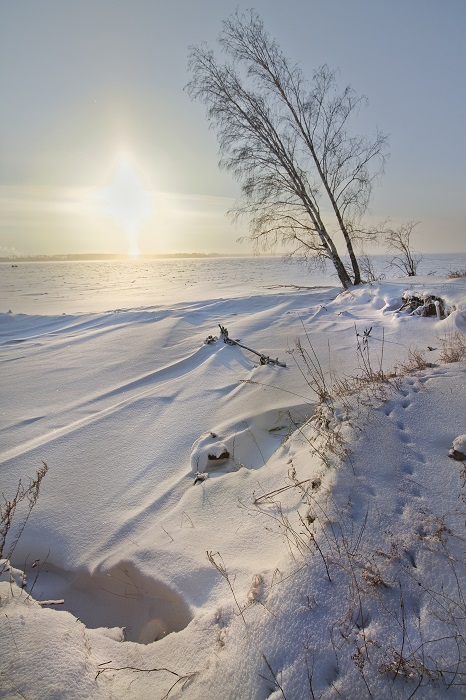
[261,653,287,700]
[207,551,246,625]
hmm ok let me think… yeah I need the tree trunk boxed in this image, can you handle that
[313,211,353,289]
[308,146,361,286]
[345,236,361,285]
[332,253,352,289]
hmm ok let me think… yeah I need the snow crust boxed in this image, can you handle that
[1,265,465,699]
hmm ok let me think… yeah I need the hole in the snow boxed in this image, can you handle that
[28,560,192,644]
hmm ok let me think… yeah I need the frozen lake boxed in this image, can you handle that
[2,253,466,314]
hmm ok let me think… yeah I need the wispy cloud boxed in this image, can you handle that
[0,185,97,219]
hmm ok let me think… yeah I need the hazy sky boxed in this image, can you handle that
[1,0,465,256]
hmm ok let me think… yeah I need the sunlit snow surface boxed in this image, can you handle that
[1,256,465,699]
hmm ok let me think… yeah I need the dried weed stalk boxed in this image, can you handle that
[0,462,48,575]
[207,550,246,625]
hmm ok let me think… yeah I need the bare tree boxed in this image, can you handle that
[187,10,389,288]
[387,220,422,276]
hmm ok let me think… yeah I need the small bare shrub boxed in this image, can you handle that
[359,255,385,283]
[438,331,466,363]
[387,221,422,277]
[447,268,466,279]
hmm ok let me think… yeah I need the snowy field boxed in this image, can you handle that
[1,256,465,699]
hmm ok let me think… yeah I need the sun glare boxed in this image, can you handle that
[99,157,152,254]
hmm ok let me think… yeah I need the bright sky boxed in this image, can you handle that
[1,0,465,256]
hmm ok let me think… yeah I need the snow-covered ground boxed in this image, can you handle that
[1,261,465,699]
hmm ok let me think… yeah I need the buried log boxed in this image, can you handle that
[397,291,446,318]
[216,324,286,367]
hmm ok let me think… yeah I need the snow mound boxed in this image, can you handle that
[2,269,466,698]
[191,433,230,472]
[190,407,306,476]
[449,434,466,460]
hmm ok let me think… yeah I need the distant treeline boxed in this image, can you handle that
[1,253,248,262]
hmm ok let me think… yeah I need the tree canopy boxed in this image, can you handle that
[187,10,389,288]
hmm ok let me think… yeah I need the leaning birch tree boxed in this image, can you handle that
[187,10,389,288]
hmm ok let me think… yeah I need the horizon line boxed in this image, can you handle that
[0,252,257,262]
[1,250,465,264]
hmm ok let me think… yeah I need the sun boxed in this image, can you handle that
[99,157,152,254]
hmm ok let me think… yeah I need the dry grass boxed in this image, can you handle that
[397,346,433,374]
[438,330,466,363]
[288,326,400,467]
[248,454,466,697]
[252,329,466,697]
[0,462,48,576]
[447,269,466,279]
